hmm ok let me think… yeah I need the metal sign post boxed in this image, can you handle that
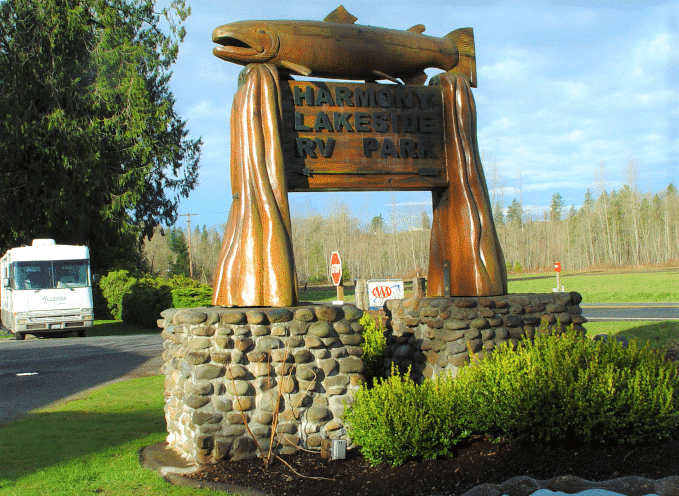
[330,251,343,304]
[554,262,562,292]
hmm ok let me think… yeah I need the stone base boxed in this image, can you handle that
[384,292,586,382]
[159,304,365,465]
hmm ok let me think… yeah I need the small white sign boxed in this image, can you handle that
[367,279,404,310]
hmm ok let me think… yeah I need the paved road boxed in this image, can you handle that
[581,303,679,322]
[0,334,164,425]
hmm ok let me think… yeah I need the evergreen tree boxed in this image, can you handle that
[0,0,201,268]
[506,198,523,226]
[549,193,565,222]
[168,228,190,277]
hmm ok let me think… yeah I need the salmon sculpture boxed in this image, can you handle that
[212,5,477,86]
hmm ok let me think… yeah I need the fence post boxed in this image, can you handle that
[355,279,368,310]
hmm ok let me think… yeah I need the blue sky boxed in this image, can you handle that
[162,0,678,229]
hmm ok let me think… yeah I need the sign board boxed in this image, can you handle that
[281,81,447,192]
[330,251,342,286]
[554,262,562,273]
[367,279,404,310]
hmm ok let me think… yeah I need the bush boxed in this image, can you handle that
[343,367,468,466]
[345,330,679,466]
[99,270,213,327]
[358,312,387,383]
[120,277,172,328]
[166,274,201,289]
[171,286,213,308]
[455,329,679,444]
[99,270,137,320]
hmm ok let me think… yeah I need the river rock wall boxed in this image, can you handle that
[159,304,365,464]
[384,292,586,382]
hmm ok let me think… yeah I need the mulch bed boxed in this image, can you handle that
[187,435,679,496]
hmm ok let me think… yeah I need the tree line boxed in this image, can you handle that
[496,182,679,273]
[144,181,679,286]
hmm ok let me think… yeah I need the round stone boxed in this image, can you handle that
[315,306,337,322]
[220,311,246,325]
[226,380,251,396]
[266,308,293,323]
[194,364,224,381]
[246,310,267,324]
[306,406,330,422]
[294,307,316,322]
[309,321,334,338]
[470,317,489,329]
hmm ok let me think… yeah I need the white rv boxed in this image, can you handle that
[1,239,95,340]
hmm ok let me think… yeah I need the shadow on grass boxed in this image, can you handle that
[0,376,167,484]
[612,320,679,349]
[0,340,162,424]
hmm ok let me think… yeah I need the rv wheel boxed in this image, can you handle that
[14,332,25,340]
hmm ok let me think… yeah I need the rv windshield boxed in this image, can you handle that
[14,260,89,290]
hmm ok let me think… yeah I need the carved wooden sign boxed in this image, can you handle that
[280,81,447,191]
[210,6,508,308]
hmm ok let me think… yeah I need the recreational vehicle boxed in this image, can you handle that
[1,239,95,340]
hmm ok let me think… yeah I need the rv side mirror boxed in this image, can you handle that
[2,278,9,288]
[92,274,100,285]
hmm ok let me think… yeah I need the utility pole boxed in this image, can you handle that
[181,213,197,279]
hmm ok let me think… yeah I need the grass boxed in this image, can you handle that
[300,284,356,303]
[508,269,679,302]
[0,376,229,496]
[88,319,156,337]
[583,320,679,350]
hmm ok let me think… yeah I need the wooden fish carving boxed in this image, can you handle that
[212,5,477,86]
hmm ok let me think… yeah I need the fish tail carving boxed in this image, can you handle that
[446,27,476,87]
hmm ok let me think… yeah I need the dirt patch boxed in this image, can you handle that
[187,436,679,496]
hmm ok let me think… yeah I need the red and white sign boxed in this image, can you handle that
[330,251,342,286]
[367,279,404,310]
[554,262,562,273]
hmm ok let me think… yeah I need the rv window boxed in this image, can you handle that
[54,260,89,288]
[13,260,89,290]
[15,262,50,290]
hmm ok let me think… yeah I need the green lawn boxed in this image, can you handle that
[508,269,679,302]
[0,376,229,496]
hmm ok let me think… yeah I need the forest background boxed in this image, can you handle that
[144,168,679,287]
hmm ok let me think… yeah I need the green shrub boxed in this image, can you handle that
[171,286,213,308]
[99,270,213,327]
[358,312,387,383]
[165,274,201,289]
[99,270,137,320]
[455,329,679,444]
[343,368,468,466]
[120,277,173,328]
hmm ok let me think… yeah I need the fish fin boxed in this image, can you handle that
[324,5,357,24]
[407,24,426,34]
[402,72,428,85]
[372,70,403,85]
[445,27,477,87]
[281,60,312,76]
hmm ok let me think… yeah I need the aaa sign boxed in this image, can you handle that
[330,251,342,286]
